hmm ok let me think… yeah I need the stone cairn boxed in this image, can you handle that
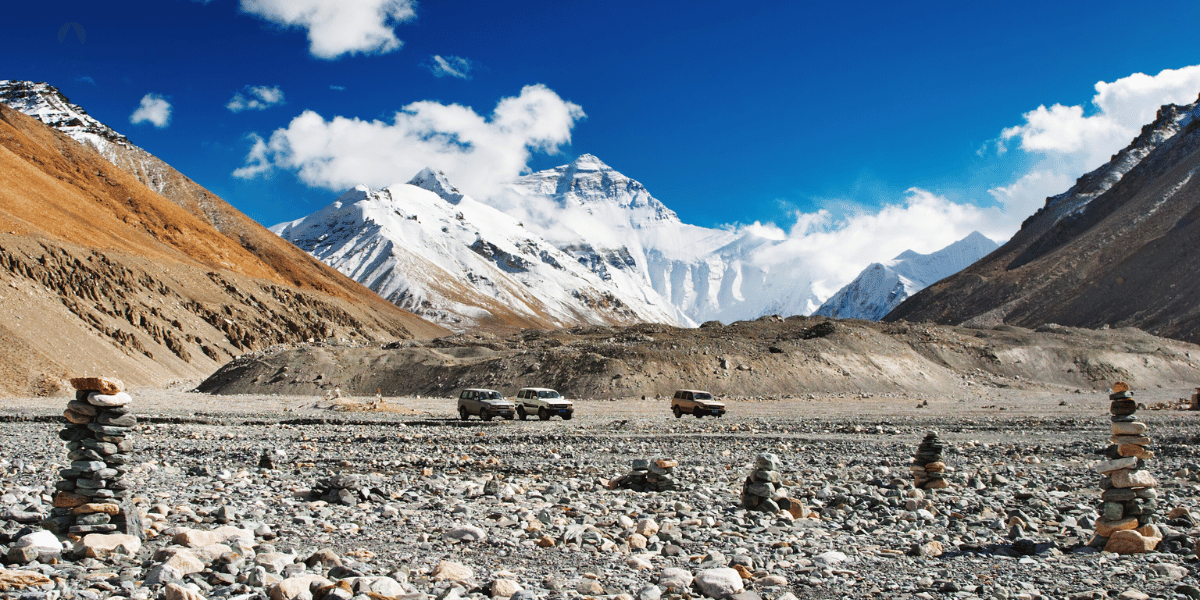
[609,459,678,492]
[741,452,793,513]
[1093,382,1162,554]
[42,377,140,539]
[912,431,949,490]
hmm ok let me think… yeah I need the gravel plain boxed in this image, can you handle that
[2,386,1200,600]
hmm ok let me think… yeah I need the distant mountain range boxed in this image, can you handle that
[274,152,998,331]
[890,94,1200,343]
[814,232,999,320]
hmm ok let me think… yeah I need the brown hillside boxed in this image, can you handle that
[0,103,445,396]
[888,98,1200,343]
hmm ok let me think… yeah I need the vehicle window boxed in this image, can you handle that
[695,392,713,400]
[460,391,469,399]
[539,391,560,399]
[674,391,682,399]
[489,392,502,399]
[685,392,693,400]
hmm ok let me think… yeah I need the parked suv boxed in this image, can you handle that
[515,387,574,421]
[457,388,516,421]
[671,390,726,418]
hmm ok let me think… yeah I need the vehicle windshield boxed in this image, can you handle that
[694,392,713,400]
[538,391,561,399]
[487,392,503,399]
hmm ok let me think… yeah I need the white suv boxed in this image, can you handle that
[515,387,574,421]
[671,389,726,418]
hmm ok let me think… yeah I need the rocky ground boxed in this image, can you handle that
[2,387,1200,600]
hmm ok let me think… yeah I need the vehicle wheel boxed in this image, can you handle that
[563,412,573,420]
[459,407,469,421]
[538,408,550,421]
[481,409,493,422]
[673,406,682,418]
[694,410,704,418]
[518,407,528,420]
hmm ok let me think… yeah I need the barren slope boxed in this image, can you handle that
[196,316,1200,398]
[888,98,1200,343]
[0,103,445,396]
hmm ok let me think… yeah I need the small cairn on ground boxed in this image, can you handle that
[609,458,678,492]
[43,377,140,539]
[741,452,794,513]
[1093,382,1162,554]
[912,431,949,490]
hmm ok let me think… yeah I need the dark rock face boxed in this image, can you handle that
[888,95,1200,344]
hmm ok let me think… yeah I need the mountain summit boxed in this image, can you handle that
[814,232,999,320]
[514,154,679,222]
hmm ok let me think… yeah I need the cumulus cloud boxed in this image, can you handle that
[234,84,585,198]
[129,93,171,128]
[423,55,474,79]
[239,0,416,59]
[227,85,285,112]
[1000,65,1200,163]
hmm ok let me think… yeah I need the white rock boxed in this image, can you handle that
[14,531,62,553]
[657,568,693,592]
[693,568,744,598]
[813,551,849,566]
[87,391,132,407]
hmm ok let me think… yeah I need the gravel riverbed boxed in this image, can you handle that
[2,387,1200,600]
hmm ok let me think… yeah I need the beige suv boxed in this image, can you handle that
[671,389,726,418]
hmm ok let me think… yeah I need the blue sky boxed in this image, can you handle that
[5,0,1200,244]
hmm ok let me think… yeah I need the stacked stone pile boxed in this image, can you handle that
[310,473,390,505]
[912,431,949,490]
[43,377,140,538]
[1094,382,1162,554]
[741,452,792,513]
[609,459,678,492]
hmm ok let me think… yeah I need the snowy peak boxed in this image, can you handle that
[271,176,683,332]
[513,154,679,222]
[0,80,129,153]
[408,167,465,205]
[814,232,999,321]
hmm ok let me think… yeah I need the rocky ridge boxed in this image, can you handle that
[196,317,1200,399]
[889,94,1200,344]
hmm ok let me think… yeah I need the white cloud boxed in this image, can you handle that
[234,84,586,198]
[227,85,286,112]
[239,0,416,59]
[742,189,1005,302]
[1000,65,1200,166]
[424,55,474,79]
[129,93,171,128]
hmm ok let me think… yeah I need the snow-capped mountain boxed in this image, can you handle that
[270,169,682,332]
[503,155,819,324]
[813,232,999,320]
